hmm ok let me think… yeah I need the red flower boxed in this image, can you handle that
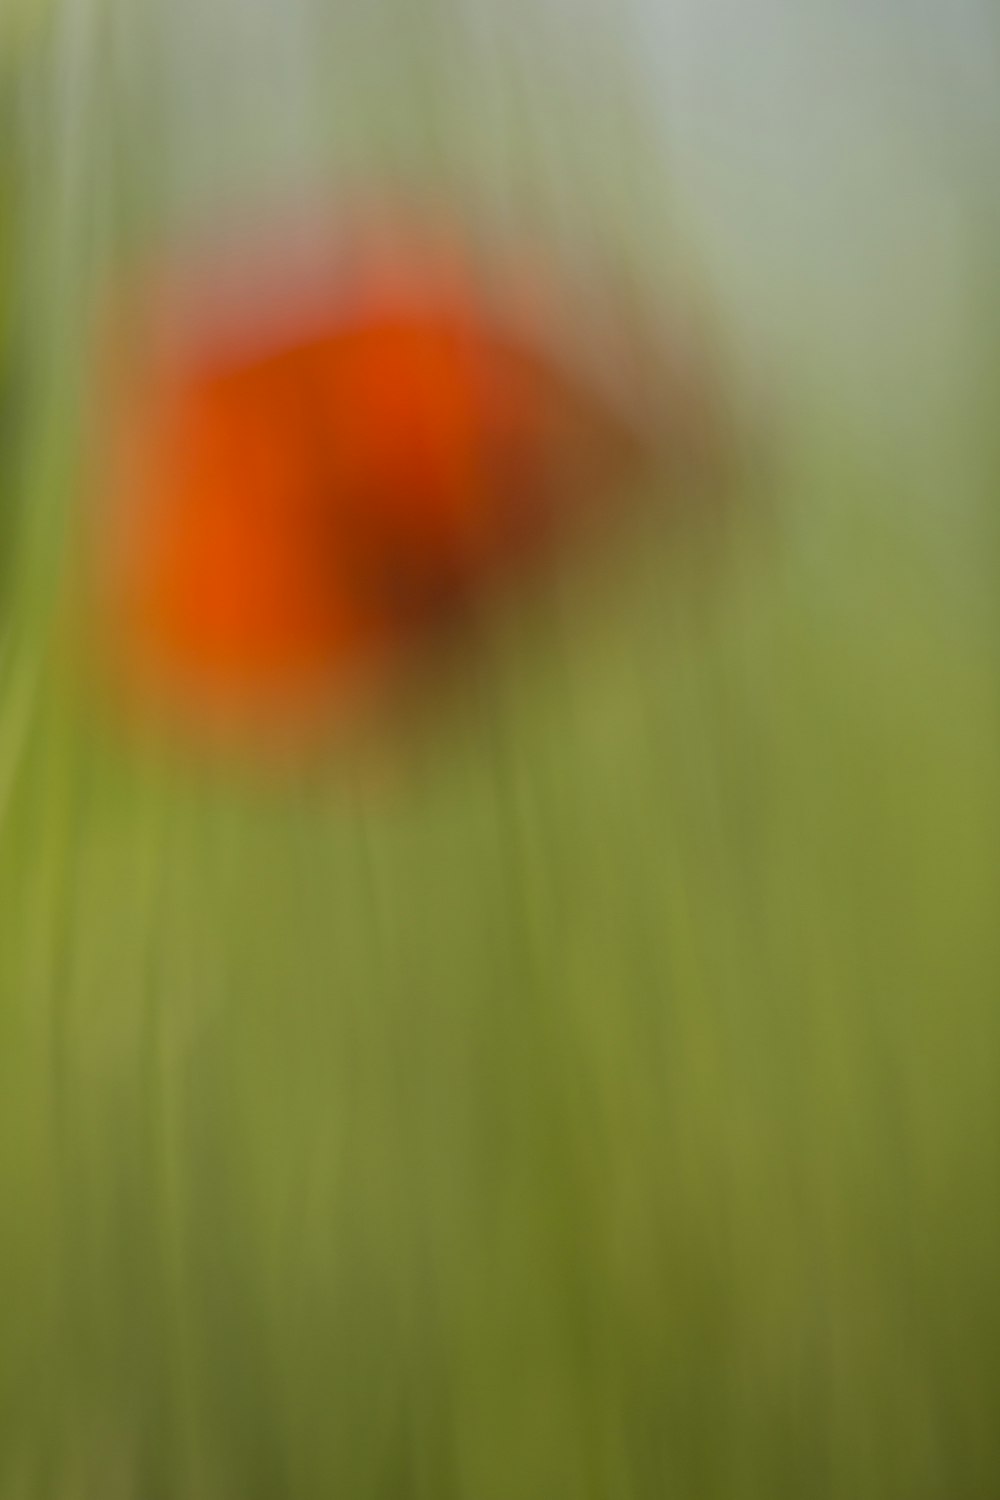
[88,218,712,754]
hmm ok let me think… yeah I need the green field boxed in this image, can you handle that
[1,8,999,1496]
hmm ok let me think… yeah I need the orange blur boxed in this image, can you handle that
[87,221,679,753]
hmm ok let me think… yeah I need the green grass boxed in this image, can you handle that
[1,11,1000,1492]
[0,425,997,1498]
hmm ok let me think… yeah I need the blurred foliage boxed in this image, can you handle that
[0,3,999,1499]
[0,64,16,598]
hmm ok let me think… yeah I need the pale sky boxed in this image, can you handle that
[102,0,1000,467]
